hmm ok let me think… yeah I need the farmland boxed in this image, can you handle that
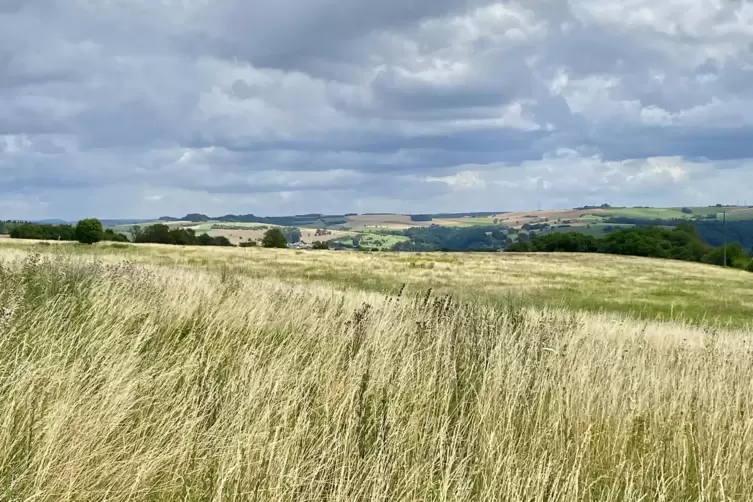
[92,205,753,252]
[1,239,753,500]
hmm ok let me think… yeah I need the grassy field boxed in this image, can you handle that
[1,241,753,500]
[599,207,692,219]
[343,215,494,231]
[719,207,753,221]
[2,239,751,326]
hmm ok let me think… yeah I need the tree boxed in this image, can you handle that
[262,228,287,248]
[702,243,750,269]
[282,227,302,243]
[312,241,329,250]
[74,218,104,244]
[103,228,129,242]
[410,214,433,222]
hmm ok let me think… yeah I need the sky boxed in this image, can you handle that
[2,0,753,220]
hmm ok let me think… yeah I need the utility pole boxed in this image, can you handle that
[723,209,727,267]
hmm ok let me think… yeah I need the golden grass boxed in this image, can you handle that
[1,249,753,500]
[344,214,437,230]
[3,239,749,326]
[206,227,268,244]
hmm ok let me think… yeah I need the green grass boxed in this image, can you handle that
[442,216,500,226]
[718,208,753,221]
[672,206,724,217]
[601,207,691,220]
[575,214,606,222]
[356,233,410,250]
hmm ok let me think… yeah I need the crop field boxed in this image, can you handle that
[205,227,268,244]
[2,240,753,500]
[599,207,693,219]
[300,228,356,243]
[344,215,437,230]
[495,206,753,231]
[343,215,488,231]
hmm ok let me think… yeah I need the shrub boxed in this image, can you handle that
[262,228,287,248]
[75,218,104,244]
[506,241,532,252]
[103,228,129,242]
[239,241,257,248]
[212,236,233,247]
[702,244,750,269]
[312,241,329,250]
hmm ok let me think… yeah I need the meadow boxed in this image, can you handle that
[1,240,753,500]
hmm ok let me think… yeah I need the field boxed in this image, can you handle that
[96,207,753,253]
[342,215,494,231]
[720,207,753,221]
[2,239,753,500]
[300,228,356,243]
[344,215,438,231]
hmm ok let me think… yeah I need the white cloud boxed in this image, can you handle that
[1,0,753,218]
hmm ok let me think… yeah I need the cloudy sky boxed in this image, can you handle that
[2,0,753,219]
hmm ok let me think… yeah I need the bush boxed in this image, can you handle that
[212,236,233,247]
[702,244,750,269]
[312,241,329,250]
[239,241,257,248]
[506,241,532,252]
[75,218,104,244]
[103,229,129,242]
[262,228,287,248]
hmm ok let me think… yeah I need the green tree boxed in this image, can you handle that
[702,243,750,269]
[74,218,104,244]
[282,227,302,243]
[262,228,287,248]
[102,228,129,242]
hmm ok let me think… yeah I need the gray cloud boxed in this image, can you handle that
[1,0,753,219]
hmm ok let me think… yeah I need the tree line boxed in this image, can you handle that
[4,220,128,244]
[1,220,231,247]
[130,224,233,246]
[507,224,753,272]
[1,220,331,250]
[390,225,509,252]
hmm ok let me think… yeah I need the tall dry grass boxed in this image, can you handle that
[1,251,753,501]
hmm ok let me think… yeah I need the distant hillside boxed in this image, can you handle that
[33,219,69,225]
